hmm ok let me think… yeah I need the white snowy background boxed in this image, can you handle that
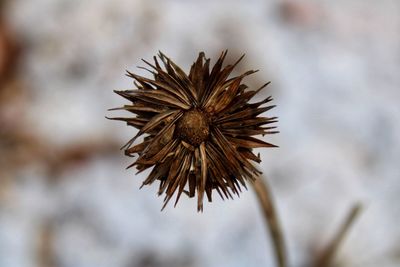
[1,0,399,267]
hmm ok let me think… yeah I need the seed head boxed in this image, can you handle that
[109,51,278,211]
[176,109,209,146]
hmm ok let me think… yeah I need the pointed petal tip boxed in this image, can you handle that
[161,198,170,211]
[233,53,246,66]
[158,50,168,59]
[173,199,180,208]
[125,165,133,170]
[107,107,121,111]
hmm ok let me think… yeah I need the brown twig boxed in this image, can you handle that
[37,221,56,267]
[253,176,287,267]
[314,203,363,267]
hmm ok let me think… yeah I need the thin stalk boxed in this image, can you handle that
[252,175,287,267]
[37,220,56,267]
[314,203,363,267]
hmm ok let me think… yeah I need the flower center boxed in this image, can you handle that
[176,109,210,146]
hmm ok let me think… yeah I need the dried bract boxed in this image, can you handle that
[109,51,278,211]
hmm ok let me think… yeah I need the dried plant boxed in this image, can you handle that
[109,51,278,211]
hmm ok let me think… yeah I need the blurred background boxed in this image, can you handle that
[0,0,399,266]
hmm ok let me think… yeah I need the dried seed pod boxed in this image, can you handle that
[109,51,278,211]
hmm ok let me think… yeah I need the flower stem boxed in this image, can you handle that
[253,176,287,267]
[313,203,363,267]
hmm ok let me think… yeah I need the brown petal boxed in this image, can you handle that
[212,128,261,178]
[142,57,192,104]
[206,78,242,114]
[219,117,278,129]
[221,127,278,137]
[105,116,148,131]
[125,110,180,149]
[238,148,261,163]
[158,144,185,195]
[188,172,196,198]
[135,139,179,165]
[140,120,178,158]
[132,90,191,110]
[110,103,167,114]
[197,142,208,212]
[189,52,208,99]
[222,82,271,114]
[206,144,239,197]
[202,54,250,106]
[158,51,198,104]
[160,147,190,210]
[127,71,191,106]
[124,141,150,156]
[141,157,174,187]
[200,50,227,102]
[227,136,278,148]
[215,105,276,124]
[138,110,178,136]
[174,153,193,207]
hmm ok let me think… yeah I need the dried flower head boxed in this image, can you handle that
[109,51,278,211]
